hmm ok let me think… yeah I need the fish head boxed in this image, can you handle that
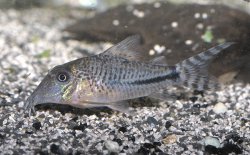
[24,63,78,114]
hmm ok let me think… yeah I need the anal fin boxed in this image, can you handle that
[72,101,134,115]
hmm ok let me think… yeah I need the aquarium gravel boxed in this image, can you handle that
[0,8,249,154]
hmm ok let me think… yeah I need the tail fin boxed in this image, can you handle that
[176,42,234,90]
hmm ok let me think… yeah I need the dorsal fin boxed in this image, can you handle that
[149,56,168,65]
[101,35,142,61]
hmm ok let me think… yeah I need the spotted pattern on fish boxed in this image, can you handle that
[66,55,179,103]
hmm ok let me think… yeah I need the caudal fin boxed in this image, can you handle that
[176,42,234,90]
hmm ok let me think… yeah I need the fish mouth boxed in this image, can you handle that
[23,78,50,116]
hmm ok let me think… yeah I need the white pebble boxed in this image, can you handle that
[149,49,155,56]
[196,23,204,29]
[133,9,145,18]
[18,101,24,108]
[102,150,109,154]
[171,22,178,28]
[112,19,119,26]
[210,9,215,13]
[194,13,200,19]
[89,114,97,120]
[166,49,172,53]
[49,118,54,124]
[104,140,120,153]
[126,5,134,12]
[213,102,228,114]
[95,142,103,152]
[202,13,208,19]
[154,44,165,54]
[175,100,183,109]
[3,119,7,125]
[154,2,161,8]
[204,136,220,148]
[185,40,193,45]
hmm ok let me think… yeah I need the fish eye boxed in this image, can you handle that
[57,72,70,82]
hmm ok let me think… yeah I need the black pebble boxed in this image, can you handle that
[0,98,7,105]
[123,145,129,150]
[193,90,204,96]
[158,152,168,155]
[226,133,243,144]
[191,104,201,115]
[179,143,188,151]
[192,143,203,150]
[25,130,33,134]
[189,96,198,102]
[16,138,25,145]
[32,121,42,130]
[221,142,242,154]
[73,123,87,132]
[50,144,60,154]
[17,87,23,94]
[70,131,76,137]
[118,126,127,133]
[109,130,115,135]
[176,93,185,100]
[240,118,248,126]
[155,147,163,152]
[113,138,123,146]
[110,152,117,155]
[193,104,200,108]
[0,134,4,139]
[200,116,210,122]
[165,121,172,129]
[75,150,84,155]
[205,145,219,154]
[67,148,73,155]
[71,116,78,122]
[143,143,155,149]
[205,142,243,154]
[201,104,209,108]
[137,146,150,154]
[34,150,48,155]
[128,135,135,142]
[153,141,162,146]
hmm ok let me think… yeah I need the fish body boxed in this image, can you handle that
[60,54,178,103]
[24,35,234,114]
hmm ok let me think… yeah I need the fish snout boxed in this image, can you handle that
[23,94,38,116]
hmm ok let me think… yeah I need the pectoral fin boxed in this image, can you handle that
[107,101,135,115]
[73,101,134,115]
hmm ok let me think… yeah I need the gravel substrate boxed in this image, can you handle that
[0,8,249,154]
